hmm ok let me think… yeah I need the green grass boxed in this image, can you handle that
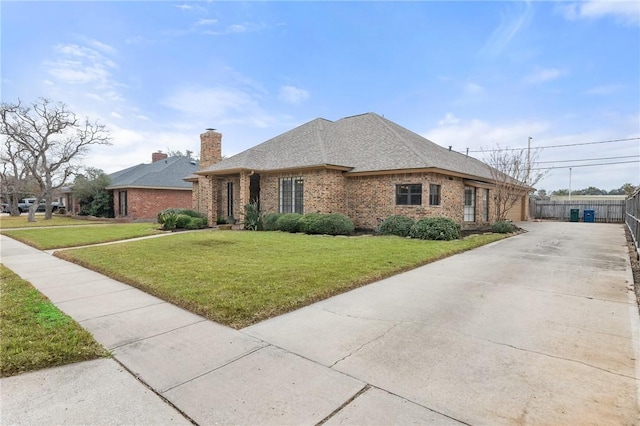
[2,223,163,249]
[56,231,507,328]
[0,214,110,229]
[0,265,107,377]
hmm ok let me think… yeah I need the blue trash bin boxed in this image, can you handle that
[584,209,595,223]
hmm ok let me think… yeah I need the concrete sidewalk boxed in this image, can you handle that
[1,222,639,425]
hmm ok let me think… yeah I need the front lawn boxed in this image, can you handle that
[56,231,507,328]
[0,215,108,229]
[2,223,163,250]
[0,265,108,377]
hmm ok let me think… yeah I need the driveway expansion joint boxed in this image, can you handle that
[158,344,269,394]
[315,384,371,425]
[458,331,639,381]
[76,300,167,323]
[109,318,210,351]
[110,357,198,425]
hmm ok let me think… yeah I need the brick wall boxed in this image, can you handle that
[258,169,347,216]
[346,172,466,229]
[196,165,524,229]
[114,188,193,221]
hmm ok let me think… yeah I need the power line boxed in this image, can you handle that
[537,155,640,164]
[468,137,639,153]
[531,159,640,170]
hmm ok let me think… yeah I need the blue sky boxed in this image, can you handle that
[2,0,639,192]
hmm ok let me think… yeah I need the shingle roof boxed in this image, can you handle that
[107,156,199,189]
[198,113,494,181]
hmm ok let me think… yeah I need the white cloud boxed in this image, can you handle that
[479,1,533,57]
[562,1,640,24]
[278,85,309,105]
[202,22,266,36]
[424,115,639,191]
[524,67,567,84]
[174,3,205,12]
[195,18,218,26]
[44,41,123,102]
[110,111,123,119]
[162,86,287,128]
[465,82,484,94]
[437,113,460,126]
[88,39,118,55]
[424,115,550,153]
[584,84,624,95]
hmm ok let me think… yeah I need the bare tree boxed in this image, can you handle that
[483,144,546,221]
[0,139,35,216]
[0,98,111,221]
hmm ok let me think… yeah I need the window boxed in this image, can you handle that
[118,190,128,216]
[482,188,489,222]
[429,184,441,206]
[464,186,476,222]
[227,182,234,217]
[396,184,422,205]
[279,177,304,214]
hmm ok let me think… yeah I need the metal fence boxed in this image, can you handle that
[529,199,625,223]
[626,190,640,258]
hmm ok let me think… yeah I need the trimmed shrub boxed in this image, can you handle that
[298,213,323,234]
[491,220,515,233]
[175,214,192,229]
[410,217,461,241]
[275,213,303,233]
[158,208,208,228]
[263,213,282,231]
[185,217,205,229]
[378,215,415,237]
[316,214,354,236]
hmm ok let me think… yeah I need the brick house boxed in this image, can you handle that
[108,152,199,220]
[188,113,529,229]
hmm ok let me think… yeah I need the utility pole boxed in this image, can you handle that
[569,167,572,202]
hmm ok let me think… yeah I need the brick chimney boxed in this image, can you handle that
[200,130,222,168]
[152,151,168,163]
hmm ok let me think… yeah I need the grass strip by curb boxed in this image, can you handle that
[0,265,108,377]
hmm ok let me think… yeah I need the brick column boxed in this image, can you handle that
[239,171,251,214]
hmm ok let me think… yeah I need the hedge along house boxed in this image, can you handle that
[108,152,200,220]
[187,113,529,230]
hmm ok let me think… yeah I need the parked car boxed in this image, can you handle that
[12,198,62,214]
[1,203,9,213]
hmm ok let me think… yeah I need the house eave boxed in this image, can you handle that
[196,164,352,176]
[106,185,192,191]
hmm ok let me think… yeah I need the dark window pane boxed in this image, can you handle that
[396,184,422,206]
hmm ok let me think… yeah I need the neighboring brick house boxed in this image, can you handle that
[188,113,529,229]
[108,152,199,220]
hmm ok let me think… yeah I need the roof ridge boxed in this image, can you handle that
[370,113,432,165]
[315,117,329,164]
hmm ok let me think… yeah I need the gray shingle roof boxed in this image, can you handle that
[198,113,494,181]
[108,156,199,189]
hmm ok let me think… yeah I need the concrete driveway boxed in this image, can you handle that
[244,221,640,425]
